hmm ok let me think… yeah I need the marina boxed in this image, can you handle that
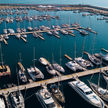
[0,1,108,108]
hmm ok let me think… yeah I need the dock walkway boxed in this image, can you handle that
[0,66,108,95]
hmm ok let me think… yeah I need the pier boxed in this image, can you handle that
[0,66,108,95]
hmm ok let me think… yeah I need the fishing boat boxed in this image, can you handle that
[65,61,84,72]
[0,95,6,108]
[52,63,65,73]
[75,57,93,68]
[50,84,65,104]
[46,64,58,75]
[39,57,50,66]
[8,91,25,108]
[86,52,102,65]
[89,81,108,102]
[68,79,104,108]
[36,86,58,108]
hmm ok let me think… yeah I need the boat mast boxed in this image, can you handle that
[74,37,76,58]
[60,46,62,65]
[19,53,22,62]
[0,44,4,66]
[33,47,36,67]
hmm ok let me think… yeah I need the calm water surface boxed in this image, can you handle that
[0,6,108,108]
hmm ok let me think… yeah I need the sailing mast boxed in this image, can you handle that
[33,47,36,67]
[0,44,4,66]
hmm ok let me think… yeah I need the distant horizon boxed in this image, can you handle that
[0,0,108,8]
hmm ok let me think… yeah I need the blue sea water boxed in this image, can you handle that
[0,1,108,108]
[0,0,108,8]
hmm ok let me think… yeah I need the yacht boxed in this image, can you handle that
[8,91,25,108]
[89,81,108,102]
[75,57,93,68]
[0,95,5,108]
[36,86,58,108]
[65,61,85,72]
[68,80,104,108]
[87,53,102,65]
[46,64,58,75]
[52,63,65,73]
[27,67,44,81]
[39,57,50,66]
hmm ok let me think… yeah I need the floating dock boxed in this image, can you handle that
[0,66,108,95]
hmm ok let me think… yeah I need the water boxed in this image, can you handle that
[1,0,108,8]
[0,7,108,108]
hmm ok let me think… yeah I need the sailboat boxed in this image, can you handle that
[52,48,65,73]
[27,20,33,31]
[17,53,28,84]
[27,47,44,81]
[89,81,108,102]
[0,44,11,78]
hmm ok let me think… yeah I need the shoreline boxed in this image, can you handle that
[0,4,108,16]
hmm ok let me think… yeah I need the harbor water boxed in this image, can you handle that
[0,3,108,108]
[1,0,108,8]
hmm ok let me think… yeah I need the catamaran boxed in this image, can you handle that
[65,61,84,72]
[75,57,93,68]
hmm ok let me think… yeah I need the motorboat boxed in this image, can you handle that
[68,80,104,108]
[39,57,50,66]
[36,86,58,108]
[8,91,25,108]
[52,63,65,73]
